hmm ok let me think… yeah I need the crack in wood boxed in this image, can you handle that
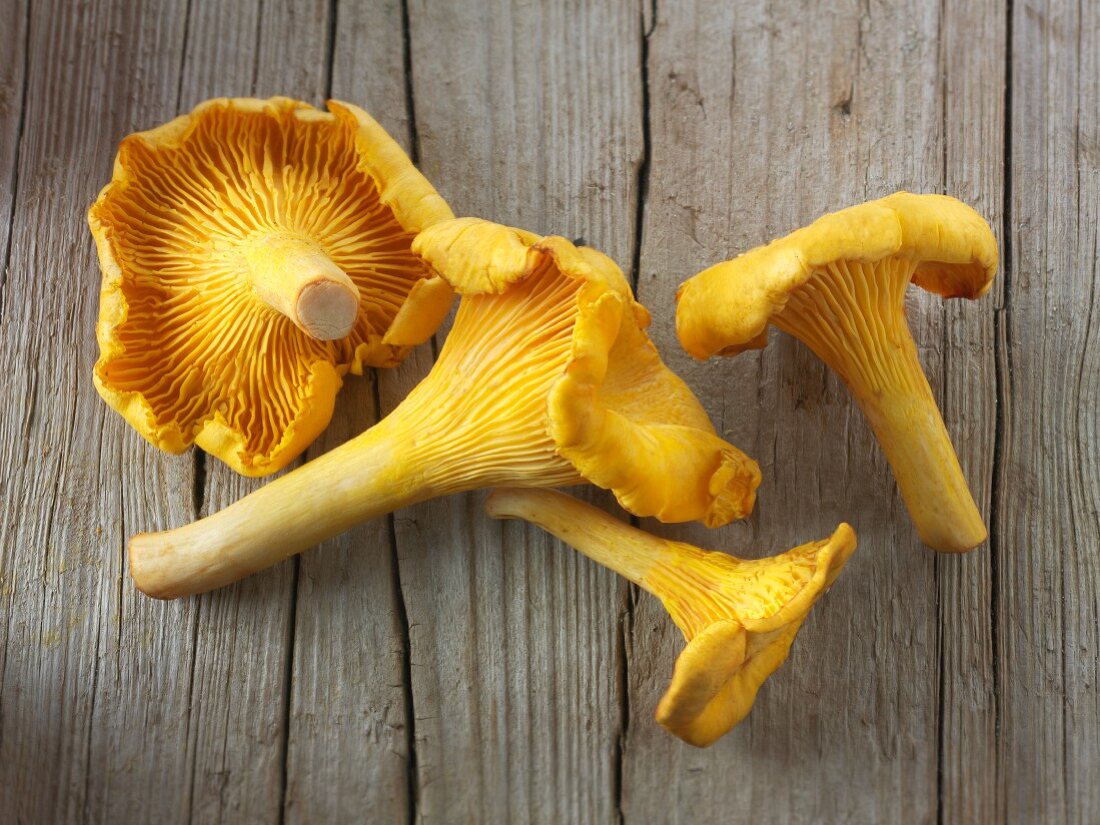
[617,6,657,820]
[173,0,192,113]
[277,559,300,825]
[323,0,338,102]
[401,0,420,165]
[390,514,420,825]
[191,450,206,518]
[990,0,1013,813]
[629,0,654,293]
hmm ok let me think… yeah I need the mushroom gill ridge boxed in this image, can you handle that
[773,257,924,399]
[383,255,586,491]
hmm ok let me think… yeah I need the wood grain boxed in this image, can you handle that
[997,0,1100,821]
[0,2,195,822]
[936,0,1004,821]
[397,0,643,820]
[178,2,336,822]
[625,1,996,821]
[282,1,416,820]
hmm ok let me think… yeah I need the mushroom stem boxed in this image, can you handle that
[130,385,582,599]
[245,233,360,340]
[130,413,430,598]
[485,487,672,590]
[774,258,986,552]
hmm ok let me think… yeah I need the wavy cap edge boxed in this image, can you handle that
[675,192,999,360]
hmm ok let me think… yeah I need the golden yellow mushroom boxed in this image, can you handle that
[90,96,454,476]
[676,192,998,553]
[485,487,856,747]
[130,220,761,599]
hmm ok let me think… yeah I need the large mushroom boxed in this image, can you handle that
[676,193,998,553]
[90,97,454,477]
[486,487,856,746]
[130,219,762,599]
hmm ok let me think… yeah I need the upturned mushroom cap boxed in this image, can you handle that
[484,488,856,747]
[676,192,998,359]
[90,97,454,476]
[654,524,856,746]
[415,218,762,526]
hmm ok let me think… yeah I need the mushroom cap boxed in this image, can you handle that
[655,523,857,746]
[675,192,999,360]
[414,218,761,527]
[90,97,453,476]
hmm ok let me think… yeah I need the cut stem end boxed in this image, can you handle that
[247,233,359,340]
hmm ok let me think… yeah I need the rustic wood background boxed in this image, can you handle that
[0,0,1096,821]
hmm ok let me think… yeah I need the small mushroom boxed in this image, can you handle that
[90,97,454,476]
[129,220,761,598]
[485,487,856,747]
[676,192,998,553]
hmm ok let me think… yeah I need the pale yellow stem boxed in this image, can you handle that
[244,233,359,340]
[857,347,987,552]
[776,259,986,553]
[131,412,434,598]
[485,488,673,589]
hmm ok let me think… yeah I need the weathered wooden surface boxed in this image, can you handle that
[630,1,957,821]
[998,0,1099,822]
[0,0,1095,822]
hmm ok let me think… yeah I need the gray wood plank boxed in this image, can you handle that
[0,0,26,304]
[625,1,987,821]
[175,1,292,819]
[398,0,643,819]
[998,0,1100,821]
[283,378,412,823]
[177,1,338,822]
[1064,2,1100,816]
[0,1,195,822]
[281,1,415,820]
[936,0,1005,821]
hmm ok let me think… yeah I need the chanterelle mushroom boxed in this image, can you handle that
[90,97,454,476]
[129,219,761,599]
[676,192,998,553]
[486,488,856,746]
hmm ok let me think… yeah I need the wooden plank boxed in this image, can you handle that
[174,3,293,821]
[998,0,1100,820]
[626,1,975,821]
[175,1,337,822]
[0,1,194,822]
[280,1,414,820]
[0,0,27,300]
[935,0,1005,821]
[0,0,28,748]
[397,0,643,819]
[1064,2,1100,816]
